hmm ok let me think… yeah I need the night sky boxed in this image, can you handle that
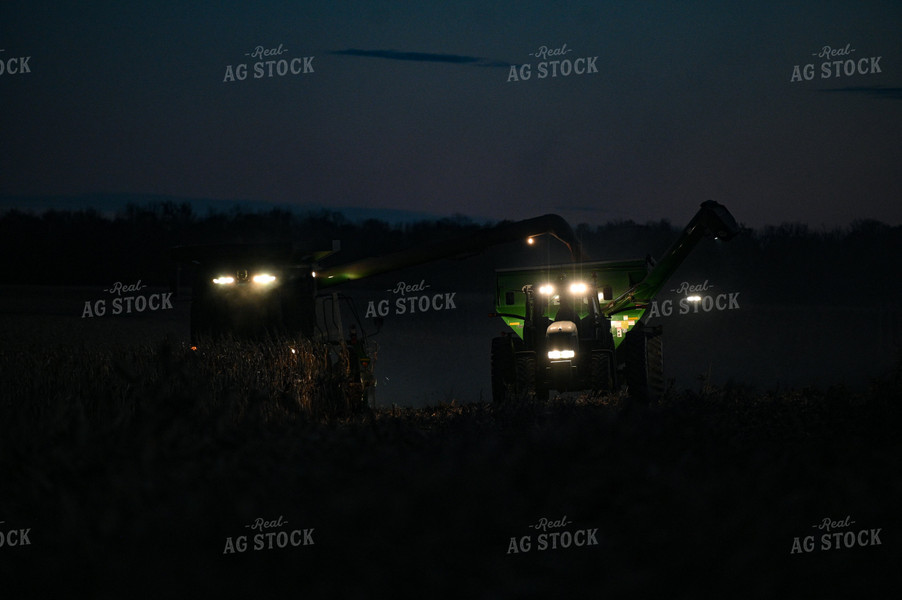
[2,1,901,229]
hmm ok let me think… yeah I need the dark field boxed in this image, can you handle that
[2,329,901,598]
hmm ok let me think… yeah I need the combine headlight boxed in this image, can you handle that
[252,273,277,284]
[538,284,555,295]
[548,349,576,360]
[212,276,235,285]
[569,282,588,295]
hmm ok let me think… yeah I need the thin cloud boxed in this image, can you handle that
[556,205,606,213]
[821,86,902,100]
[332,48,510,67]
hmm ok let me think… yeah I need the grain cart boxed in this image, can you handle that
[490,201,739,403]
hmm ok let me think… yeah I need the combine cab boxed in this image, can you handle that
[171,242,334,341]
[491,201,739,403]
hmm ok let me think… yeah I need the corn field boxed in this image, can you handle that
[0,335,367,441]
[1,336,900,598]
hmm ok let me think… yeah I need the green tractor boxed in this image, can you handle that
[490,201,739,403]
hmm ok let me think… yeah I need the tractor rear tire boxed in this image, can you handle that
[623,323,664,403]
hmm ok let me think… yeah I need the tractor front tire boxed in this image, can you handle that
[514,352,548,401]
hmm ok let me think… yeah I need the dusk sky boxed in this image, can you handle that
[2,1,900,229]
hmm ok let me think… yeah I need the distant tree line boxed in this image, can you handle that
[0,202,485,286]
[2,202,901,306]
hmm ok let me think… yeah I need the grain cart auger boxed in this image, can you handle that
[170,213,584,402]
[171,215,581,341]
[490,200,739,403]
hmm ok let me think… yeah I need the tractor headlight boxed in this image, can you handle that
[252,273,277,285]
[569,282,588,295]
[212,276,235,285]
[548,349,576,360]
[539,284,555,295]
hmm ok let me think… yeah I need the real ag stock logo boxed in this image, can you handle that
[790,515,883,554]
[223,43,315,83]
[81,279,174,318]
[0,521,32,549]
[506,515,599,555]
[506,43,598,82]
[790,42,882,83]
[0,48,32,76]
[363,278,458,318]
[645,279,741,321]
[222,515,315,555]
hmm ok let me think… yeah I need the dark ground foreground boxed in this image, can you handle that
[2,343,901,598]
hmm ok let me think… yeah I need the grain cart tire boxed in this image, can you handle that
[589,350,613,393]
[623,323,664,403]
[491,336,515,403]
